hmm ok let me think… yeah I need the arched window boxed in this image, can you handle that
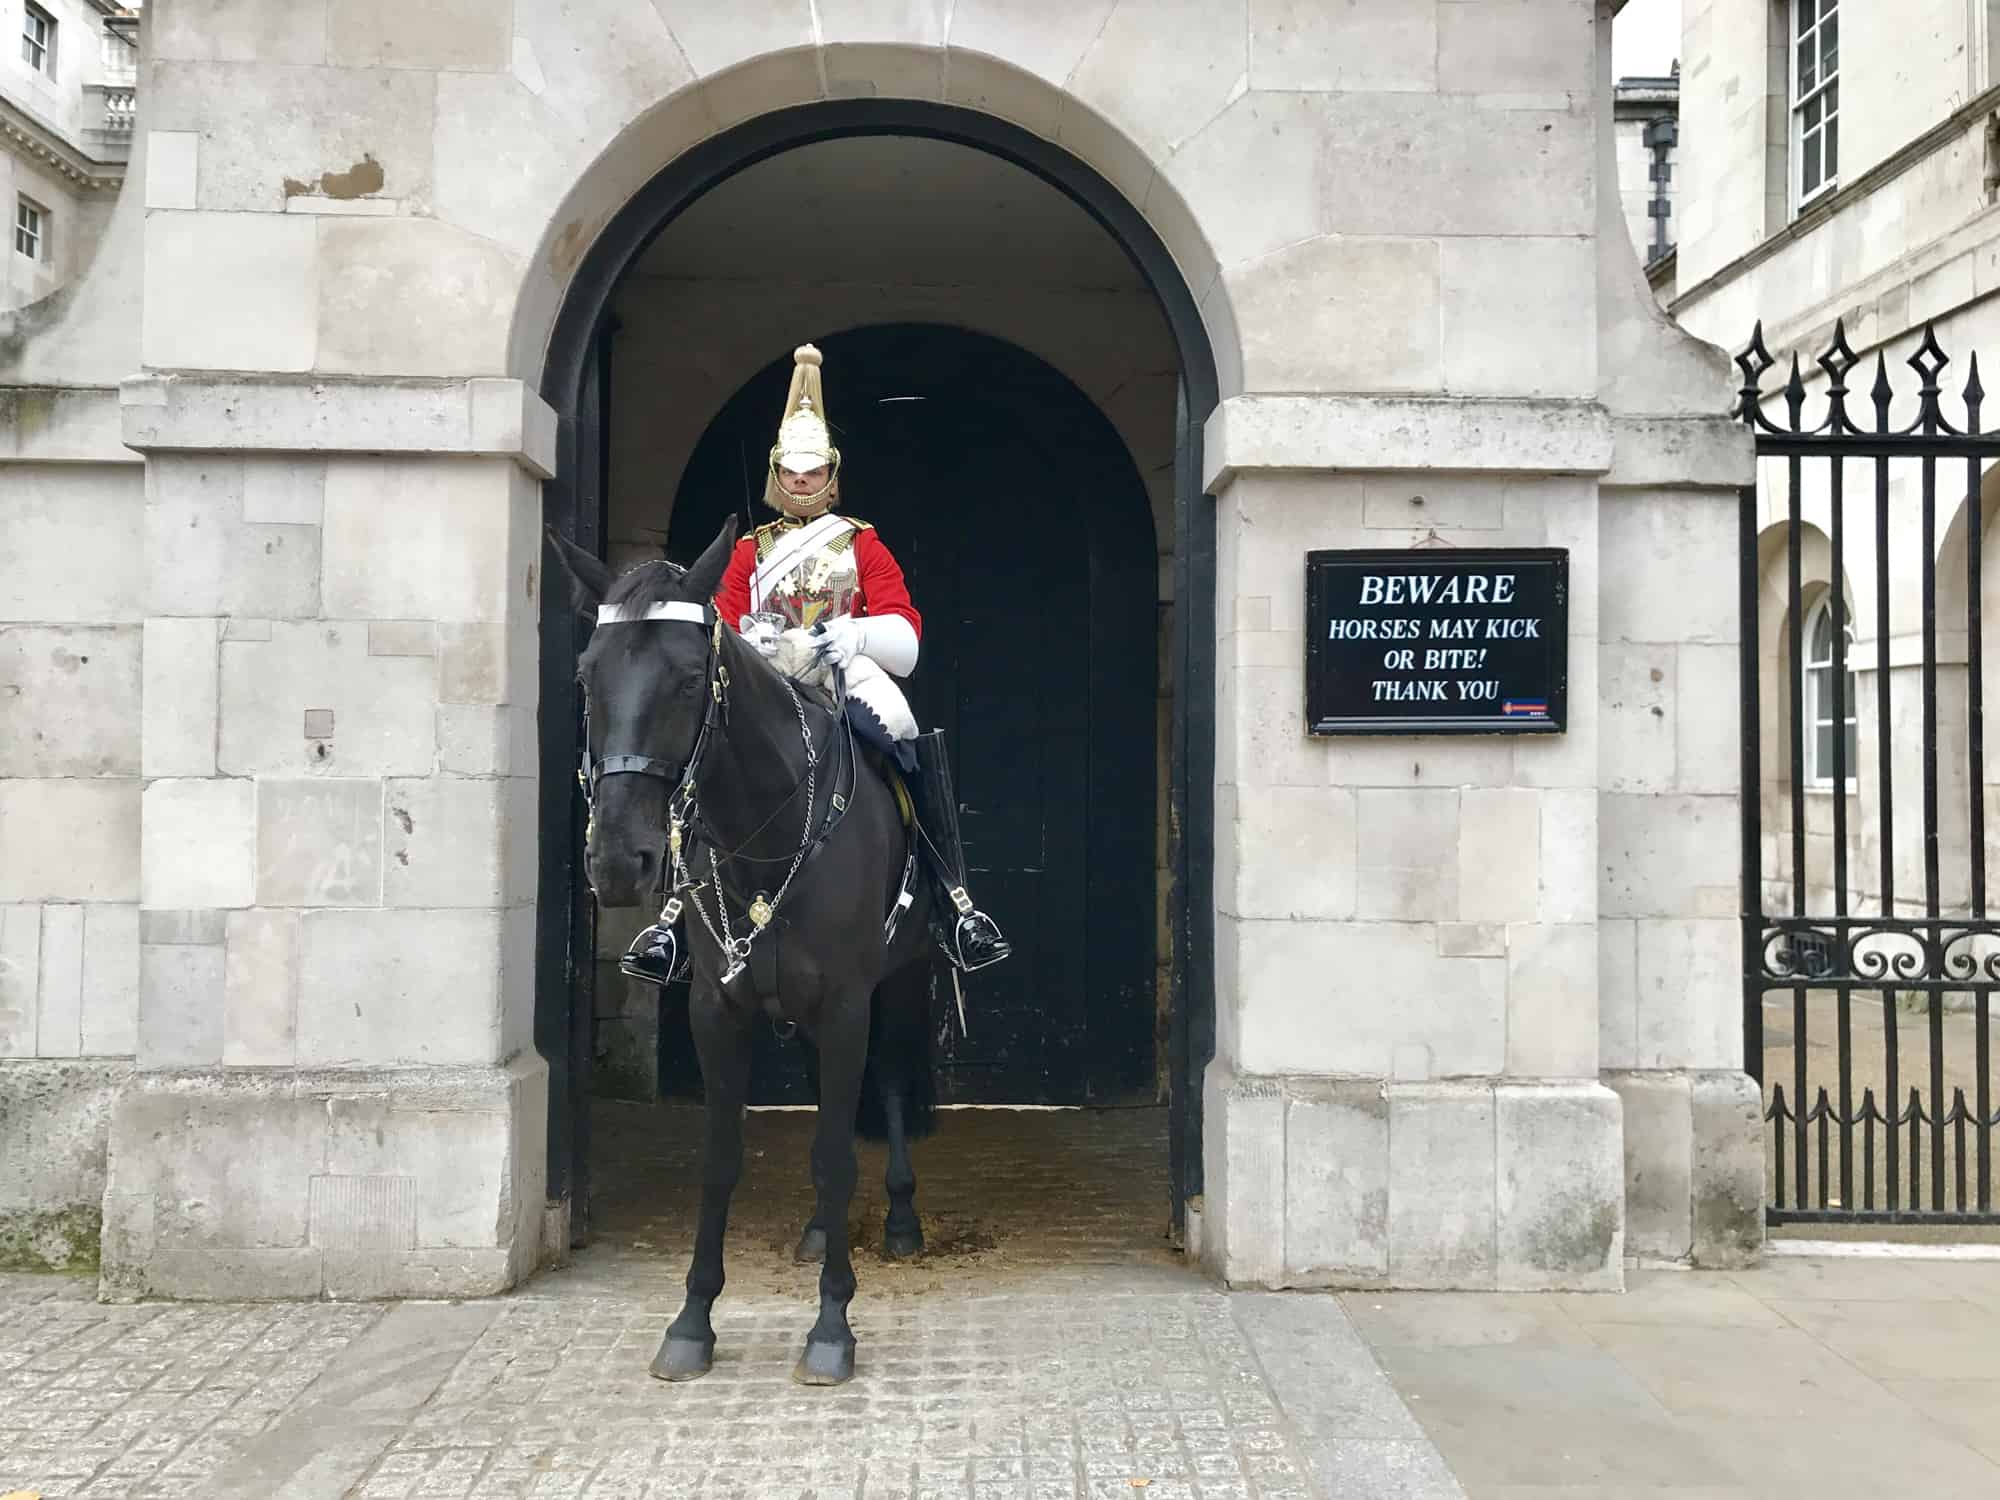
[1804,596,1856,786]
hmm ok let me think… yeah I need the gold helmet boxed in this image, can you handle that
[765,343,840,518]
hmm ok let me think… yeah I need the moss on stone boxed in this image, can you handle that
[0,1204,103,1273]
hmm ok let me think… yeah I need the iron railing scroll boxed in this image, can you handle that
[1738,318,1997,1224]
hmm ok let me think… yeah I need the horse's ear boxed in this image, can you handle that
[681,515,740,605]
[544,526,610,616]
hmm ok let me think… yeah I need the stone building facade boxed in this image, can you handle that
[1673,0,2000,938]
[0,0,1762,1298]
[2,0,133,312]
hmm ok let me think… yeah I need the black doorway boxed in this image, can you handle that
[656,325,1158,1106]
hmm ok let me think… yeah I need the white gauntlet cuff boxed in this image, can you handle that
[855,615,919,677]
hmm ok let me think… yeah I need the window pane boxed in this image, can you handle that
[1821,0,1837,21]
[1822,14,1838,76]
[1803,133,1822,195]
[1826,117,1838,180]
[1798,0,1812,37]
[1799,39,1817,96]
[1804,93,1823,130]
[1814,725,1836,779]
[1842,720,1858,773]
[1809,604,1834,660]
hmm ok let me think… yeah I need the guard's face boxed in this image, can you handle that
[779,463,830,497]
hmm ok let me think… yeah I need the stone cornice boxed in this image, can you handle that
[119,374,559,479]
[1202,395,1615,490]
[0,93,124,190]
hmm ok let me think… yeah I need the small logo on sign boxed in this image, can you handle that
[1501,699,1548,716]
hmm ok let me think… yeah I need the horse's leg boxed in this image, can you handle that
[880,1083,922,1259]
[651,992,752,1382]
[876,966,931,1259]
[793,991,868,1386]
[794,1038,827,1264]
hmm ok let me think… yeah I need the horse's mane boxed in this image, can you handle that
[601,558,689,612]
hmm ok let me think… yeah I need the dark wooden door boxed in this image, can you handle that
[659,325,1156,1104]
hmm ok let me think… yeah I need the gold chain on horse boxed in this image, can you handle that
[675,677,819,985]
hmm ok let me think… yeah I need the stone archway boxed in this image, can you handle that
[533,100,1219,1250]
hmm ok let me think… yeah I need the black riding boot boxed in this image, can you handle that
[619,899,688,988]
[909,730,1011,972]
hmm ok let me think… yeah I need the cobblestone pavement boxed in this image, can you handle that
[0,1108,1461,1500]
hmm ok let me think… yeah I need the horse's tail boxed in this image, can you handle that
[856,961,938,1143]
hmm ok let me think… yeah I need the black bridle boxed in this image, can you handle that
[578,596,859,979]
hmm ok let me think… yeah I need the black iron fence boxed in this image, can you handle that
[1738,319,1997,1224]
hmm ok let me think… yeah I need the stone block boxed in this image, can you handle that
[653,0,816,75]
[1319,95,1593,238]
[1356,788,1459,920]
[1439,922,1505,957]
[0,780,140,902]
[297,909,506,1065]
[1228,786,1356,919]
[1233,919,1505,1078]
[147,1,326,63]
[513,1,693,141]
[1494,1082,1623,1291]
[1158,92,1323,270]
[328,0,510,68]
[1600,641,1677,793]
[367,622,435,658]
[0,626,141,776]
[1600,792,1738,918]
[1604,1069,1694,1261]
[433,71,593,260]
[438,621,511,703]
[1692,1069,1764,1267]
[1675,642,1742,794]
[1598,916,1638,1070]
[1438,0,1595,95]
[1225,237,1443,394]
[142,1247,325,1300]
[1538,786,1596,924]
[0,1058,129,1269]
[138,941,225,1068]
[436,703,535,775]
[219,622,436,777]
[1600,493,1738,646]
[1635,917,1740,1072]
[0,906,40,1057]
[307,1173,417,1251]
[1065,0,1246,161]
[143,617,221,778]
[35,904,83,1057]
[1505,922,1597,1077]
[327,1093,511,1248]
[0,467,144,625]
[1458,787,1539,923]
[1285,1079,1390,1285]
[1387,1082,1496,1288]
[1441,236,1597,397]
[81,904,139,1056]
[382,777,529,908]
[142,211,318,371]
[1201,1060,1285,1287]
[142,780,255,909]
[223,910,298,1066]
[145,129,199,210]
[316,217,519,378]
[148,61,432,213]
[145,458,321,620]
[1362,474,1508,532]
[141,909,227,945]
[242,458,327,526]
[320,1246,516,1299]
[322,457,528,623]
[257,779,384,907]
[1249,0,1436,91]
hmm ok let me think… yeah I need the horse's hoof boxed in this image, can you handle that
[884,1226,924,1260]
[793,1226,827,1264]
[649,1335,715,1382]
[791,1338,856,1386]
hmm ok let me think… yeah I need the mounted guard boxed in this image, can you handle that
[621,343,1010,987]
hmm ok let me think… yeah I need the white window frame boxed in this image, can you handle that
[1791,0,1840,212]
[20,2,54,76]
[14,197,45,263]
[1803,595,1857,788]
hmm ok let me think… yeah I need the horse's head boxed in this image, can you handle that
[546,517,740,907]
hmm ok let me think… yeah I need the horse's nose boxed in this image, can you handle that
[588,844,656,908]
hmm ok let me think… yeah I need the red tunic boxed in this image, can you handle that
[713,521,923,640]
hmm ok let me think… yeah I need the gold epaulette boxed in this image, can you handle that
[754,516,869,560]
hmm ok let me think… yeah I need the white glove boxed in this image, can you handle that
[813,615,919,677]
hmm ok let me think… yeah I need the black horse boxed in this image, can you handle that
[549,517,938,1387]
